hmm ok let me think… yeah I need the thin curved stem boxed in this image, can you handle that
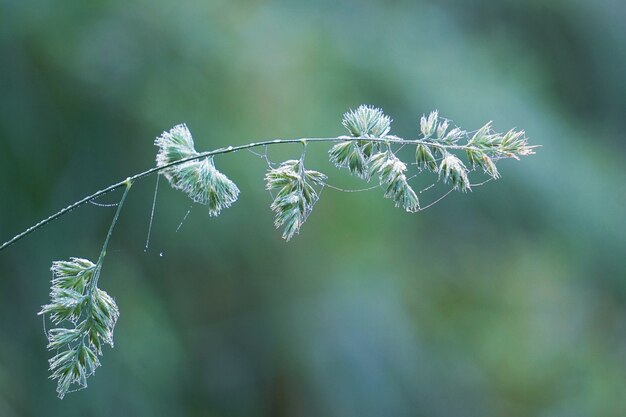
[0,135,477,252]
[96,181,132,264]
[90,180,132,293]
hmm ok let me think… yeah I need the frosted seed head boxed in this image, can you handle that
[342,105,392,138]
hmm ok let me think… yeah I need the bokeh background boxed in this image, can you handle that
[1,0,625,416]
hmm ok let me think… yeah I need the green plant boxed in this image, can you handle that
[0,105,535,398]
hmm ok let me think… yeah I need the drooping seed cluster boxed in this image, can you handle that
[265,159,327,241]
[155,124,239,216]
[39,258,119,399]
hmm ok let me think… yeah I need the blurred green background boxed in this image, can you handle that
[1,0,625,416]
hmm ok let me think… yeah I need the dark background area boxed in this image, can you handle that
[1,0,625,416]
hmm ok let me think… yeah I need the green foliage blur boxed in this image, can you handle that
[1,0,625,416]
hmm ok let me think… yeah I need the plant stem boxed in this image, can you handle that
[0,136,476,252]
[87,180,131,314]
